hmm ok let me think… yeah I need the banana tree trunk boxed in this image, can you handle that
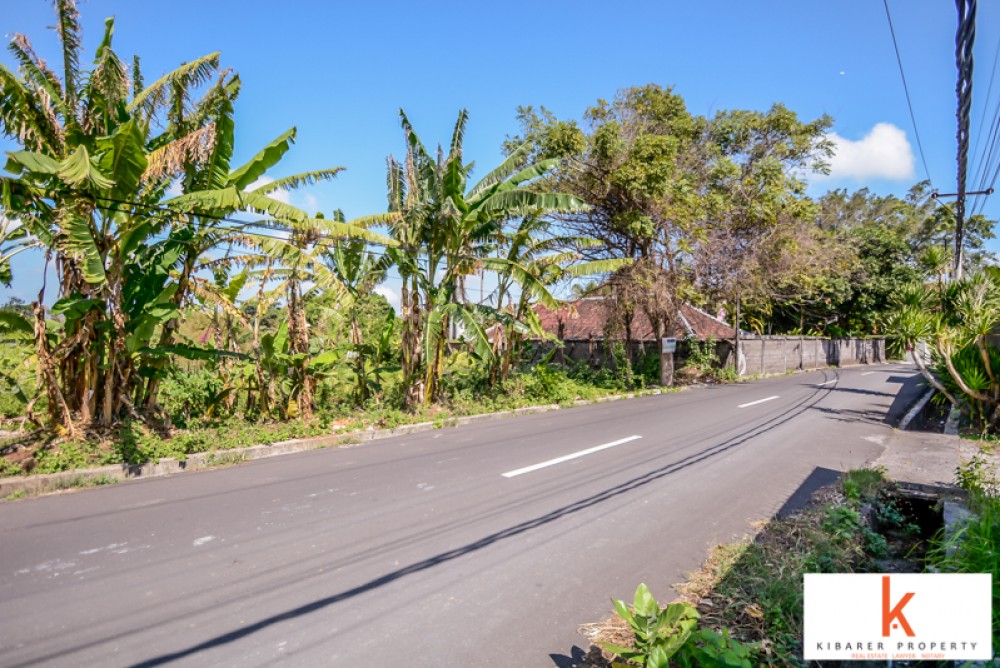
[100,267,130,427]
[286,273,313,422]
[33,302,75,437]
[350,315,368,404]
[400,279,424,407]
[423,313,448,406]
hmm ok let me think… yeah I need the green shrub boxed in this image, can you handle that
[929,472,999,656]
[602,584,755,667]
[680,337,736,383]
[841,467,885,503]
[32,440,109,473]
[158,369,229,426]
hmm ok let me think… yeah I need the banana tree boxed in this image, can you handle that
[487,214,632,385]
[0,3,245,433]
[0,307,37,425]
[137,68,350,412]
[323,238,392,403]
[0,2,389,429]
[386,109,586,404]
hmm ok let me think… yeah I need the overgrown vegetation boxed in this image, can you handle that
[585,469,944,666]
[888,269,1000,434]
[678,338,739,383]
[1,1,996,475]
[930,453,1000,653]
[687,470,910,664]
[1,359,660,476]
[588,460,1000,666]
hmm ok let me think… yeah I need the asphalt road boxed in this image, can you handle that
[0,364,924,667]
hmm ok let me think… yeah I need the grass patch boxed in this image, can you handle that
[203,451,249,467]
[51,474,120,491]
[928,456,1000,656]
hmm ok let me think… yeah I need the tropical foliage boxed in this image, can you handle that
[0,1,381,433]
[1,1,998,465]
[385,109,592,404]
[888,270,1000,434]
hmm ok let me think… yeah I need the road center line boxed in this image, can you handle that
[738,395,779,408]
[814,380,837,387]
[501,435,643,478]
[861,371,875,376]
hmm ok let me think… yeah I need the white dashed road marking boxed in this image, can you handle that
[738,396,779,409]
[502,435,643,478]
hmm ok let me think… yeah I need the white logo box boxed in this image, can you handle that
[804,573,992,661]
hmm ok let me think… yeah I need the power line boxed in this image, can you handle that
[882,0,933,185]
[968,38,1000,217]
[970,100,1000,216]
[968,37,1000,187]
[90,194,399,250]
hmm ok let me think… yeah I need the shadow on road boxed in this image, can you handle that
[547,464,849,667]
[775,466,842,518]
[120,386,835,667]
[811,405,891,426]
[550,644,596,668]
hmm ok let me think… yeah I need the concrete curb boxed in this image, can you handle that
[944,405,961,436]
[1,389,672,499]
[898,388,935,431]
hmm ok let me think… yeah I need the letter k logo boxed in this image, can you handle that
[882,576,915,637]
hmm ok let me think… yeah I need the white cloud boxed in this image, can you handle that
[304,194,320,215]
[817,123,915,182]
[374,284,401,313]
[248,176,291,205]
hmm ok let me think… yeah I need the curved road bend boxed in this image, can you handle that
[0,364,924,667]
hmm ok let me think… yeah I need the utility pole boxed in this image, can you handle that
[954,0,976,279]
[932,188,992,279]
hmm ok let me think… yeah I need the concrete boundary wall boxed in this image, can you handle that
[737,336,886,376]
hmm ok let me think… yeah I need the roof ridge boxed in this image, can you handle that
[683,303,733,328]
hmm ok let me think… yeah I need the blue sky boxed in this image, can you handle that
[3,0,1000,306]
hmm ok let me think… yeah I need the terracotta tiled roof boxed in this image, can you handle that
[533,297,734,342]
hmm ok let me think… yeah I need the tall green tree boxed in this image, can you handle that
[509,87,835,350]
[813,185,996,335]
[0,1,381,430]
[386,109,585,405]
[509,85,706,347]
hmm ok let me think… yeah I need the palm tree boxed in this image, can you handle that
[887,272,1000,433]
[386,109,586,404]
